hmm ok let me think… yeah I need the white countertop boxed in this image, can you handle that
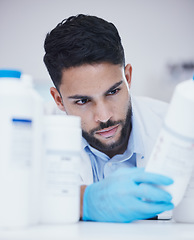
[0,220,194,240]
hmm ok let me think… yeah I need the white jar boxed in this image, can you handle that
[41,115,82,224]
[146,78,194,207]
[173,168,194,223]
[0,69,43,228]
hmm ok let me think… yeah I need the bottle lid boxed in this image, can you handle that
[0,69,21,79]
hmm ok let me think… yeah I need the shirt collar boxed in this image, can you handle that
[82,137,109,161]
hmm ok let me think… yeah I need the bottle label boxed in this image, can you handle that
[146,127,194,177]
[184,170,194,198]
[10,118,33,168]
[43,151,80,197]
[146,127,194,205]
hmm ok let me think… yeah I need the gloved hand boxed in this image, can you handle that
[83,167,174,223]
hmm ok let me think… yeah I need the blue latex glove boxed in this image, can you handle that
[83,167,174,223]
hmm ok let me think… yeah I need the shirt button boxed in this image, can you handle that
[108,162,112,167]
[110,163,117,171]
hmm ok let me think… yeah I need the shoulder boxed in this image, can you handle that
[131,96,169,164]
[132,96,168,118]
[132,96,169,141]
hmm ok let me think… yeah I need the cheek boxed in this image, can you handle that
[113,95,130,117]
[81,118,92,133]
[64,103,94,130]
[63,103,87,118]
[113,106,127,120]
[77,111,94,132]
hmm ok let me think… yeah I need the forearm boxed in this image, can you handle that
[80,185,87,219]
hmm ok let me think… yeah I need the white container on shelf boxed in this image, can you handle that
[0,69,43,228]
[146,77,194,207]
[41,115,82,224]
[21,73,44,225]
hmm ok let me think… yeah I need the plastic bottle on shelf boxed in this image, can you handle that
[21,73,44,225]
[172,168,194,223]
[0,69,43,228]
[146,76,194,207]
[41,115,82,224]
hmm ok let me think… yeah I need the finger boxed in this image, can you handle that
[135,183,172,202]
[134,171,174,186]
[135,199,174,216]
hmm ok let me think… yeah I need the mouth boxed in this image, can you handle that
[95,125,119,139]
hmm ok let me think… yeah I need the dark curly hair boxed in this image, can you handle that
[43,14,125,91]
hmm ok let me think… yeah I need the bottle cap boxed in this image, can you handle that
[0,69,21,79]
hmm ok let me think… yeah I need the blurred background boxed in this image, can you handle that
[0,0,194,106]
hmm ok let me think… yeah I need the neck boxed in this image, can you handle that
[103,142,129,158]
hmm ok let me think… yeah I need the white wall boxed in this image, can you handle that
[0,0,194,102]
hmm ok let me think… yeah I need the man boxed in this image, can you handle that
[43,14,174,223]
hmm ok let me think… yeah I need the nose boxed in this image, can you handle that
[93,101,112,123]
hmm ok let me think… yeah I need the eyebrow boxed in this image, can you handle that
[68,80,123,100]
[104,80,123,95]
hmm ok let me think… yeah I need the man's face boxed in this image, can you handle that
[51,62,132,157]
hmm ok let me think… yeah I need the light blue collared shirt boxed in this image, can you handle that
[82,110,145,182]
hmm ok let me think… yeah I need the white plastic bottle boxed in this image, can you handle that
[173,168,194,223]
[41,115,82,224]
[0,69,43,228]
[21,73,44,225]
[146,77,194,207]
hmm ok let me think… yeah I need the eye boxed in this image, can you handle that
[107,88,120,96]
[75,98,90,105]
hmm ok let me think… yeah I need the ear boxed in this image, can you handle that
[50,87,65,111]
[124,64,132,88]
